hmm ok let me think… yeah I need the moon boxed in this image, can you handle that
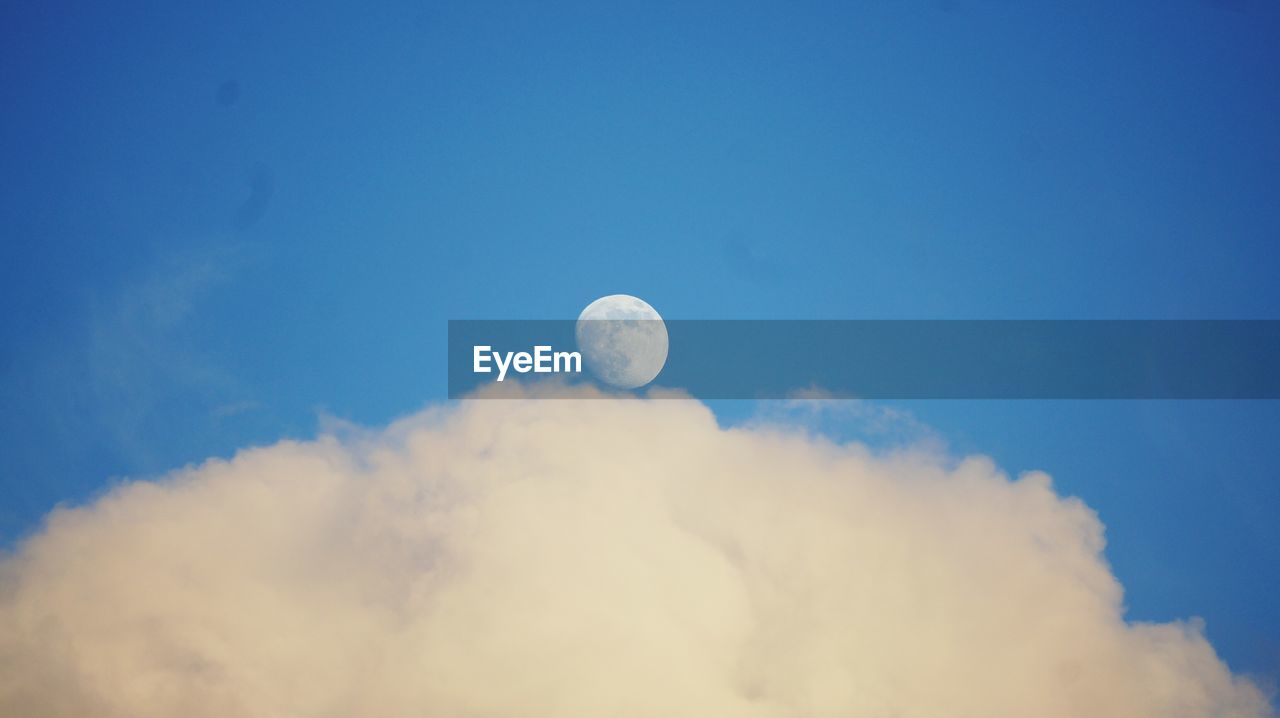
[575,295,668,389]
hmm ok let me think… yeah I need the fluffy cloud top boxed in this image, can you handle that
[0,387,1271,717]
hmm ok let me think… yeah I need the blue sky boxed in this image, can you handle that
[2,0,1279,682]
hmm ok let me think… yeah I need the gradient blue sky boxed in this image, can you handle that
[2,0,1278,681]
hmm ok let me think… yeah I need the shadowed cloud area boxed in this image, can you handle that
[0,386,1270,717]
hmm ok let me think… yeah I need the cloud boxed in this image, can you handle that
[0,243,259,537]
[84,245,253,463]
[0,386,1271,717]
[745,387,943,450]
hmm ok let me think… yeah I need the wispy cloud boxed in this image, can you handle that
[743,386,943,454]
[0,241,259,501]
[83,244,256,464]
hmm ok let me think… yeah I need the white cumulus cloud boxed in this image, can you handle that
[0,386,1272,717]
